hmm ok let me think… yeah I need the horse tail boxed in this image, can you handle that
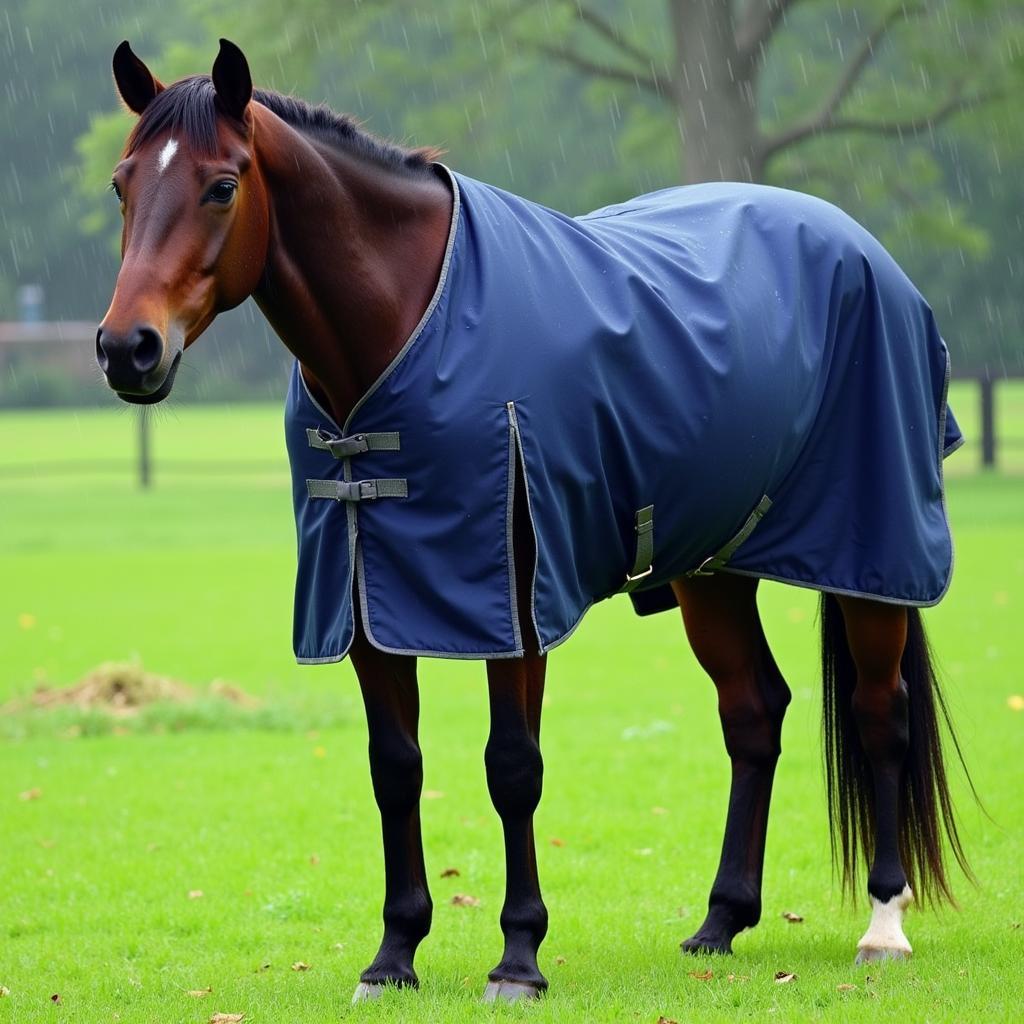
[820,593,976,905]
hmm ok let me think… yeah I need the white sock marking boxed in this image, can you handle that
[857,884,913,954]
[157,138,179,174]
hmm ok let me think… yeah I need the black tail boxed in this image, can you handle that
[821,594,976,905]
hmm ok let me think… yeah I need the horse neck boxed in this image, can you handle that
[249,107,452,425]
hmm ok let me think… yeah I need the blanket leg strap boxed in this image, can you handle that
[622,505,655,593]
[690,495,773,577]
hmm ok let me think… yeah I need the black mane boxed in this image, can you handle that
[125,76,437,174]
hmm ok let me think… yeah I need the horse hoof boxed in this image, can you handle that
[681,936,732,956]
[351,982,387,1003]
[854,946,911,965]
[482,980,543,1003]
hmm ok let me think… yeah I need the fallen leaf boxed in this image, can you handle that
[688,969,713,981]
[656,1017,679,1024]
[187,988,213,998]
[1008,695,1024,712]
[291,962,311,972]
[188,889,204,900]
[50,993,61,1003]
[450,893,480,907]
[774,971,797,984]
[555,956,567,966]
[255,963,271,973]
[209,1015,245,1024]
[0,986,9,997]
[18,788,42,801]
[550,837,565,847]
[18,613,37,630]
[309,854,320,867]
[634,847,653,856]
[423,789,445,799]
[726,973,749,983]
[313,746,327,758]
[651,806,669,815]
[782,911,804,923]
[146,843,161,853]
[837,984,857,992]
[440,867,460,878]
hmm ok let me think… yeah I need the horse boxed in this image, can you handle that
[97,39,973,1004]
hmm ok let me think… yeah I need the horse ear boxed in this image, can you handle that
[212,39,252,122]
[112,41,164,115]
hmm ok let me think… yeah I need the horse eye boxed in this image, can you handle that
[109,181,123,203]
[205,180,237,205]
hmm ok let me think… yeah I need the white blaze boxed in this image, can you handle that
[157,138,179,174]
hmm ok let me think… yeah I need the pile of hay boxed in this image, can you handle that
[2,662,259,718]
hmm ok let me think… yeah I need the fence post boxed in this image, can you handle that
[138,408,151,488]
[980,376,995,469]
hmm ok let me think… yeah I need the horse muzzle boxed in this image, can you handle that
[95,323,182,404]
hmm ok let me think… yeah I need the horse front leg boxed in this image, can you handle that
[349,630,432,1002]
[481,652,549,1002]
[672,574,791,954]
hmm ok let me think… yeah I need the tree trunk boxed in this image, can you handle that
[669,0,762,183]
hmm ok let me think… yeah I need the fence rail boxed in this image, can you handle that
[1,322,1022,486]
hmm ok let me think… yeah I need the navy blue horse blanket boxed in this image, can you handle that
[285,169,962,663]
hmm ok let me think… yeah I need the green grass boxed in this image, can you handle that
[1,402,1022,1023]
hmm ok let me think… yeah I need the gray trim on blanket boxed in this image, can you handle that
[343,168,462,436]
[504,407,524,655]
[506,402,543,653]
[356,542,526,660]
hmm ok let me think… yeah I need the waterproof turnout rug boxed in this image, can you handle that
[285,169,962,663]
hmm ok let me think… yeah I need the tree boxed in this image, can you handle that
[507,1,1012,183]
[66,0,1024,374]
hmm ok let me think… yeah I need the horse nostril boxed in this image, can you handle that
[95,329,110,372]
[131,327,163,374]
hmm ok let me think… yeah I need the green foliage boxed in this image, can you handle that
[2,0,1021,386]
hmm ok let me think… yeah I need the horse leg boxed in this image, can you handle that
[833,596,914,963]
[349,630,432,1002]
[481,652,549,1002]
[672,573,791,954]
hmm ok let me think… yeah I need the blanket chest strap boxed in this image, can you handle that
[306,478,408,502]
[306,427,401,459]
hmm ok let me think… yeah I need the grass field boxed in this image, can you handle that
[1,394,1022,1023]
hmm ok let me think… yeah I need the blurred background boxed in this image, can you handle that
[2,0,1023,413]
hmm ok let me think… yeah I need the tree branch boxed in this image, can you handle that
[817,4,927,127]
[760,3,944,161]
[534,40,671,96]
[736,0,802,67]
[761,85,1002,161]
[572,3,657,70]
[824,89,1003,138]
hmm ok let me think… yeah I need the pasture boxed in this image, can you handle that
[1,388,1022,1022]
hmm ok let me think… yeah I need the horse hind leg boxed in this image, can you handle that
[825,594,914,962]
[672,573,791,955]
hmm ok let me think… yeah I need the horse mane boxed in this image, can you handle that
[124,75,441,174]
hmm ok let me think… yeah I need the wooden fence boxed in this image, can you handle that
[1,321,1020,486]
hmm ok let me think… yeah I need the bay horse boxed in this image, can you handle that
[97,39,973,1003]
